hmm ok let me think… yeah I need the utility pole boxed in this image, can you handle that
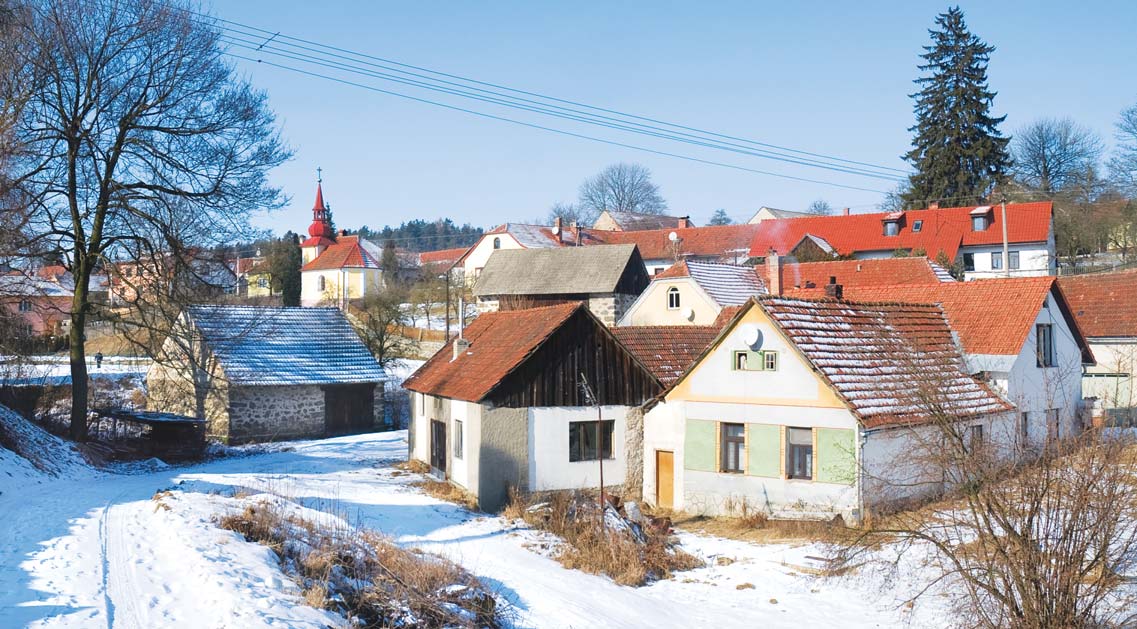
[1001,195,1010,278]
[439,273,451,339]
[579,373,605,528]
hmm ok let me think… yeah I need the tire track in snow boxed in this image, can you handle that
[98,501,116,629]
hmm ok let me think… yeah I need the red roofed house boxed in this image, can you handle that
[1058,269,1137,425]
[403,302,661,511]
[641,296,1015,522]
[747,202,1056,281]
[299,181,386,307]
[840,278,1094,445]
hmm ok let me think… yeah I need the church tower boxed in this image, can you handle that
[300,170,336,265]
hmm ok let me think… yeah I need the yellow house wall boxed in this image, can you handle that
[462,233,524,285]
[301,268,383,306]
[620,278,721,326]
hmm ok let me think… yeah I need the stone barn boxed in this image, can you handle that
[146,305,388,444]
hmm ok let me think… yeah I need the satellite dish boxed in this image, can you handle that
[668,231,679,242]
[740,324,762,349]
[683,307,695,321]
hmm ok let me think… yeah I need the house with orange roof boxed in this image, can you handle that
[1058,269,1137,425]
[403,302,661,511]
[298,181,388,307]
[747,202,1056,280]
[641,296,1014,521]
[840,277,1094,444]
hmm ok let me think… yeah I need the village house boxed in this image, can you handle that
[596,223,761,275]
[747,206,813,223]
[747,202,1056,280]
[0,271,73,337]
[839,277,1094,444]
[402,302,661,511]
[641,296,1014,522]
[453,220,598,283]
[109,253,234,306]
[472,244,649,326]
[618,256,954,327]
[1058,269,1137,425]
[146,305,389,444]
[592,210,693,232]
[298,182,388,307]
[419,246,470,281]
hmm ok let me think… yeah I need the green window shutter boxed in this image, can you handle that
[684,419,717,472]
[746,423,780,478]
[816,428,856,485]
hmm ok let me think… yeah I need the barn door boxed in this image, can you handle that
[324,384,377,436]
[430,420,447,475]
[656,450,674,509]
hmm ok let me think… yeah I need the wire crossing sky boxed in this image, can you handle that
[208,1,1137,234]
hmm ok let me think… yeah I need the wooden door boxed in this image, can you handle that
[430,420,447,474]
[656,450,674,509]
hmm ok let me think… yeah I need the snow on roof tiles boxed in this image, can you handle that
[185,305,387,386]
[612,325,721,386]
[760,297,1011,428]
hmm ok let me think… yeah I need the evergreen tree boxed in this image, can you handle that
[903,7,1010,208]
[380,238,400,286]
[270,231,302,306]
[708,209,733,225]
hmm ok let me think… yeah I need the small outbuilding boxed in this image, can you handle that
[146,305,388,444]
[472,244,649,325]
[403,302,662,511]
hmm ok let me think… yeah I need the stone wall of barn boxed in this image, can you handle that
[146,362,231,442]
[587,293,637,327]
[227,384,326,444]
[623,406,645,501]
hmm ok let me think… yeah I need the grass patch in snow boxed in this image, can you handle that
[217,495,507,628]
[413,478,479,511]
[667,510,851,546]
[506,489,702,587]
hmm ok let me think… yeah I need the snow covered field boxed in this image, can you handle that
[1,427,944,628]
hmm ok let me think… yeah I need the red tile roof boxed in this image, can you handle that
[838,277,1090,360]
[748,202,1053,262]
[612,326,721,386]
[1058,268,1137,338]
[301,235,381,271]
[594,224,761,261]
[782,258,953,292]
[759,297,1012,428]
[419,247,469,268]
[403,302,582,402]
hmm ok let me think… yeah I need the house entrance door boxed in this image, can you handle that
[656,450,674,509]
[430,420,447,475]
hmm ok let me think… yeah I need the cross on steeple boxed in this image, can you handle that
[317,166,322,184]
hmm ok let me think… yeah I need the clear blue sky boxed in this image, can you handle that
[209,1,1137,238]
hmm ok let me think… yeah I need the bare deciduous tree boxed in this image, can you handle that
[807,199,833,215]
[577,163,667,221]
[1109,103,1137,197]
[5,0,290,439]
[1012,118,1104,194]
[547,201,589,227]
[352,289,411,369]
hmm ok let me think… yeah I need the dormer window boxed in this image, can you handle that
[884,221,899,236]
[970,206,992,231]
[667,287,681,310]
[912,220,923,233]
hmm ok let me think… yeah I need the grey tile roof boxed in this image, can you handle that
[473,244,640,296]
[504,224,560,249]
[686,261,768,306]
[186,305,387,386]
[602,211,685,231]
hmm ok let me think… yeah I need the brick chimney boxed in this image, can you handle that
[573,222,582,246]
[824,275,843,300]
[842,207,850,216]
[765,249,783,296]
[452,337,470,362]
[553,216,563,243]
[678,216,690,228]
[928,201,940,210]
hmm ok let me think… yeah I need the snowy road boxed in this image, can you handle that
[1,432,933,628]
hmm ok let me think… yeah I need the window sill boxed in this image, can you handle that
[568,458,616,464]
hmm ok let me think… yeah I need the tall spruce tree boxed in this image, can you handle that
[903,7,1010,208]
[276,232,302,306]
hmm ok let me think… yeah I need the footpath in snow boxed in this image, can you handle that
[1,419,936,628]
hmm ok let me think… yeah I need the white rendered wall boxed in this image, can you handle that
[527,406,628,491]
[960,244,1052,280]
[461,233,524,282]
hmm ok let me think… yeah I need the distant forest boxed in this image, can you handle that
[353,219,483,252]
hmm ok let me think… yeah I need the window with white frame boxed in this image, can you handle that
[764,351,778,371]
[883,221,899,236]
[912,219,923,232]
[1009,251,1020,270]
[720,423,744,473]
[991,252,1003,270]
[453,419,464,459]
[732,350,777,372]
[666,286,680,310]
[972,215,988,231]
[786,427,813,480]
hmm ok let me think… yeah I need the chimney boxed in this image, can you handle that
[554,216,563,243]
[928,201,940,210]
[678,216,690,228]
[452,337,470,361]
[574,222,582,246]
[842,207,850,216]
[340,228,349,237]
[824,276,843,300]
[765,249,783,296]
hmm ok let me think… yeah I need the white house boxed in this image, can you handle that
[642,296,1013,522]
[298,182,388,307]
[1059,269,1137,426]
[402,302,662,511]
[842,277,1094,445]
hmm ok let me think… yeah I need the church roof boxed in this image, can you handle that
[302,235,381,272]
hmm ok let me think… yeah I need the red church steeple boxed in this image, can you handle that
[302,168,336,248]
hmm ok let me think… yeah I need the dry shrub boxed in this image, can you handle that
[509,490,702,587]
[395,459,431,474]
[414,478,479,511]
[217,499,507,628]
[668,510,849,545]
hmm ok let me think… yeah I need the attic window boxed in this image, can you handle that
[492,237,501,249]
[733,350,777,372]
[318,276,326,291]
[883,221,899,237]
[667,287,680,310]
[912,220,923,232]
[972,216,989,231]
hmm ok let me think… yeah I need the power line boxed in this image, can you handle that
[227,52,892,195]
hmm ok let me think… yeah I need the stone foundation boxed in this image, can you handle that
[227,385,326,444]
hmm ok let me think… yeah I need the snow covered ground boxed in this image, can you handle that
[1,426,944,628]
[0,356,150,386]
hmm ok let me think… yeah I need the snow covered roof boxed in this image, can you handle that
[595,210,690,231]
[184,305,386,386]
[655,260,767,306]
[0,273,73,298]
[611,326,721,386]
[758,297,1012,429]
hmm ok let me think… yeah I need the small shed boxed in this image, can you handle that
[92,408,206,462]
[146,305,389,444]
[472,244,649,325]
